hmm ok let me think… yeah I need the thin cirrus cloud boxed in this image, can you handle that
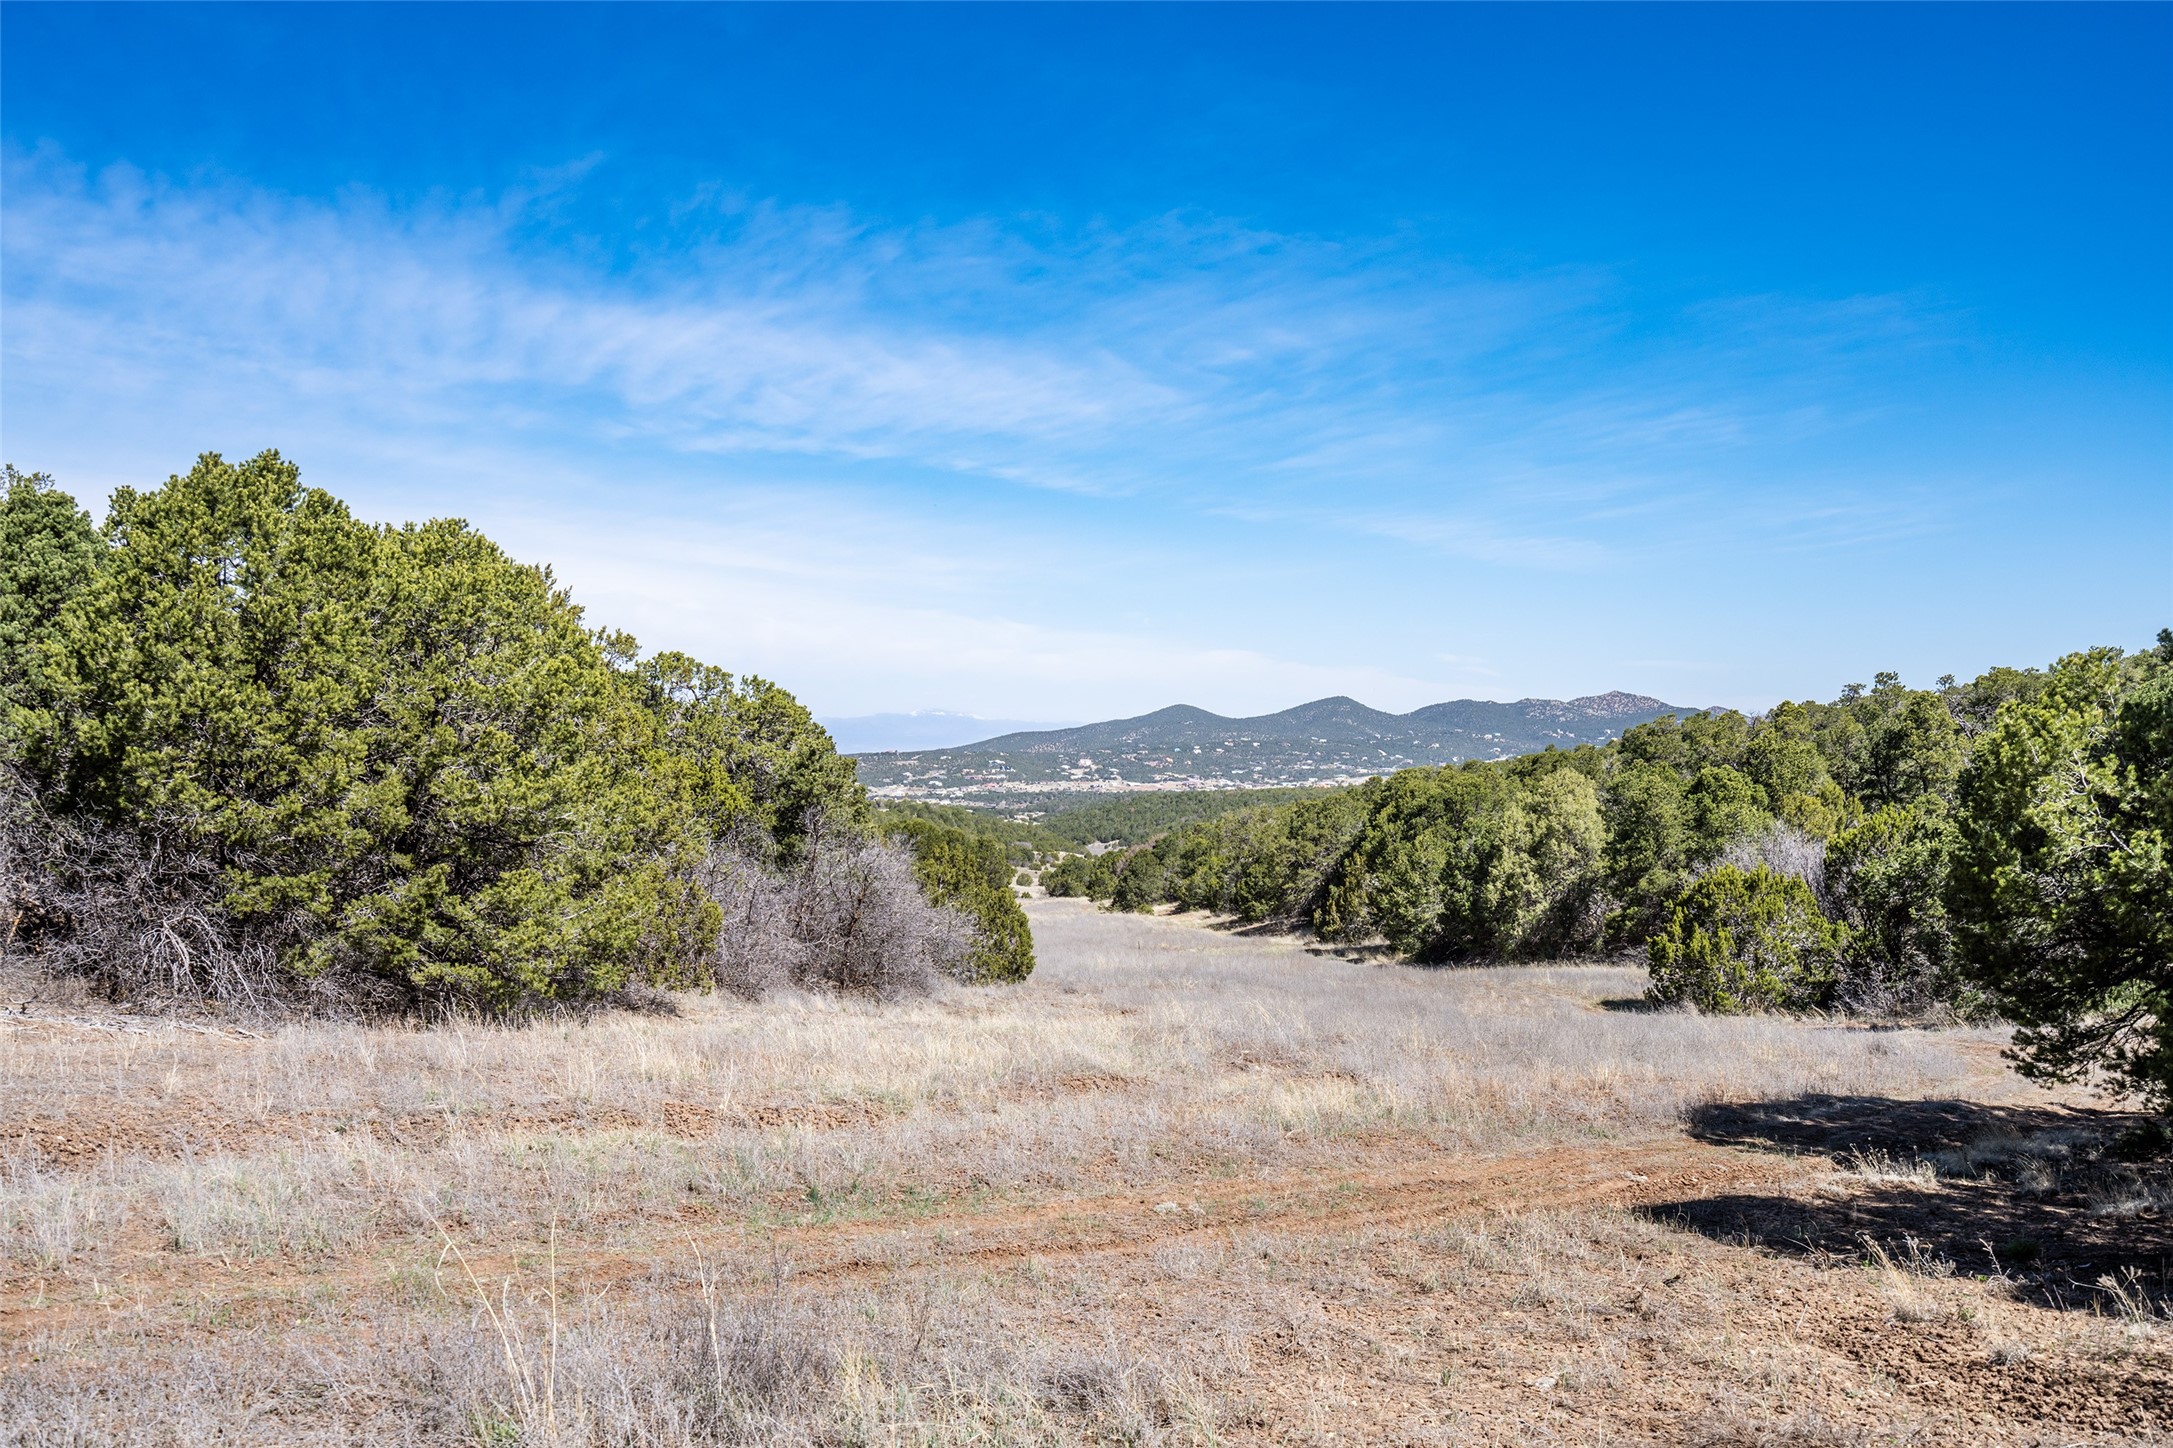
[2,159,1162,466]
[0,146,1989,714]
[2,147,1942,518]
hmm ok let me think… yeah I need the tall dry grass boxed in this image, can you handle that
[5,1230,1240,1447]
[0,900,2097,1445]
[2,901,2014,1276]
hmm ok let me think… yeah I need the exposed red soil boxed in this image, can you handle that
[8,1116,2167,1443]
[0,1136,1779,1320]
[5,1094,908,1169]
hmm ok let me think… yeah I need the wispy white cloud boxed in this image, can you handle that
[0,145,1984,715]
[2,157,1168,470]
[3,147,1951,538]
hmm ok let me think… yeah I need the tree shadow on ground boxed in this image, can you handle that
[1643,1094,2173,1315]
[1218,917,1302,940]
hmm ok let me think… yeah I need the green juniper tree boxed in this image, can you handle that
[1948,639,2173,1103]
[2,452,900,1011]
[10,453,708,1005]
[1647,865,1848,1014]
[0,466,99,723]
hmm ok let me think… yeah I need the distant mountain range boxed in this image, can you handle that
[853,692,1693,803]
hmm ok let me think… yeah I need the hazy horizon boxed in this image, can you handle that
[828,687,1715,757]
[818,711,1084,756]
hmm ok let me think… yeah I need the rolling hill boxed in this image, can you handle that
[854,692,1691,805]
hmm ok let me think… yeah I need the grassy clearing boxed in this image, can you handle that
[4,904,1999,1271]
[3,900,2151,1445]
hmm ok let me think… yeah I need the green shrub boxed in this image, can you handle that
[1827,800,1975,1014]
[1106,841,1170,913]
[1314,767,1504,954]
[1646,865,1848,1014]
[1309,764,1604,960]
[1039,852,1115,899]
[1598,762,1692,943]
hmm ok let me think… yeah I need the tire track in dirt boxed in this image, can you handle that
[11,1073,1157,1172]
[6,1097,890,1170]
[1,1134,1808,1340]
[752,1137,1803,1288]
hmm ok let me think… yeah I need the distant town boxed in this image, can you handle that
[852,692,1687,807]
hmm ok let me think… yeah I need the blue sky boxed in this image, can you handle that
[3,4,2167,721]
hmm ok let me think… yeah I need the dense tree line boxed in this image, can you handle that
[1033,787,1339,849]
[0,455,1031,1012]
[869,799,1067,864]
[869,791,1338,868]
[869,790,1335,867]
[1053,644,2173,1106]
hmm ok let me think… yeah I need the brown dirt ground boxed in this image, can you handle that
[6,957,2171,1443]
[7,1118,2169,1443]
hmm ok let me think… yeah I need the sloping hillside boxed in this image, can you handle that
[856,692,1691,802]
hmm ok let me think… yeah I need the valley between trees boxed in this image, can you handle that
[3,453,2170,1444]
[1045,638,2173,1109]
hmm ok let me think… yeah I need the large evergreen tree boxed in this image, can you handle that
[8,453,704,1004]
[1948,640,2173,1104]
[2,452,899,1010]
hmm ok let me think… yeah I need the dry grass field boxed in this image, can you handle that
[4,897,2169,1445]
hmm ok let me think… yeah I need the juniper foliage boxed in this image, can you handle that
[1,453,1015,1012]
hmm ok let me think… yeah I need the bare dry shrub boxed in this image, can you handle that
[788,828,972,999]
[1715,822,1829,911]
[704,823,974,1001]
[1039,1340,1189,1437]
[0,776,314,1013]
[698,847,800,999]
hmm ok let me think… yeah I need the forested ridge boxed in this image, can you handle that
[1049,640,2173,1105]
[1035,788,1338,849]
[0,455,1033,1012]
